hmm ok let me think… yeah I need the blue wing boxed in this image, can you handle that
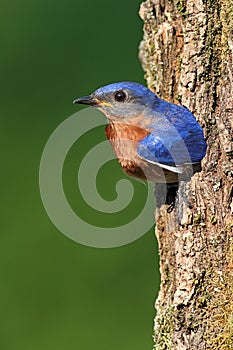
[136,96,207,172]
[137,129,207,172]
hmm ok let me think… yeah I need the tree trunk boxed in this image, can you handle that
[139,1,233,349]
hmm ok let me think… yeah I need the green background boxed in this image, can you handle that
[1,0,160,349]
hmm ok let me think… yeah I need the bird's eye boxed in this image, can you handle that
[114,90,127,102]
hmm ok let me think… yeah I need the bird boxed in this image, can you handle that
[73,82,207,183]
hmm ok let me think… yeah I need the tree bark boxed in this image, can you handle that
[139,1,233,349]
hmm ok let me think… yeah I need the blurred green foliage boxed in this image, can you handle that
[1,0,160,349]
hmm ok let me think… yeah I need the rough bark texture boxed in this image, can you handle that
[139,1,233,349]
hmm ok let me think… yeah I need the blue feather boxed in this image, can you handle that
[138,131,207,166]
[137,97,207,166]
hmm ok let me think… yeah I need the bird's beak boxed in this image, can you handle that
[73,95,100,106]
[73,95,112,107]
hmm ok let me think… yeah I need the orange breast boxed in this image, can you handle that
[105,122,150,142]
[105,123,150,179]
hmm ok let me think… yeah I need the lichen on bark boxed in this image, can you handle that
[139,0,233,349]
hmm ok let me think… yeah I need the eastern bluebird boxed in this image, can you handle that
[73,82,207,183]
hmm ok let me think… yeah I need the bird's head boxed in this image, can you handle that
[73,82,157,122]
